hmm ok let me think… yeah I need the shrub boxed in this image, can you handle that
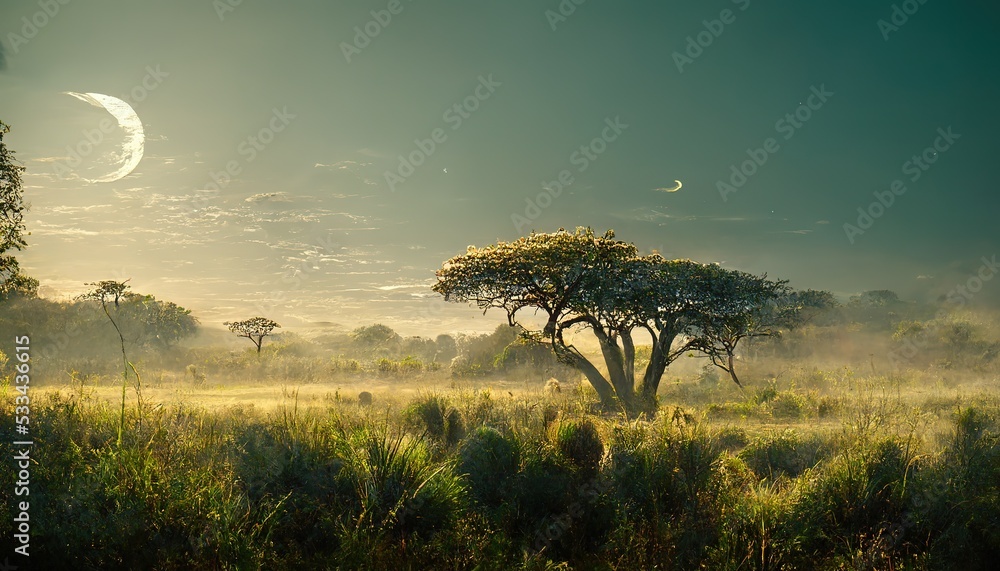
[606,420,723,567]
[713,425,749,452]
[405,394,465,447]
[459,426,521,509]
[333,427,467,567]
[770,391,809,419]
[738,429,828,480]
[375,357,398,376]
[789,437,913,564]
[553,419,604,474]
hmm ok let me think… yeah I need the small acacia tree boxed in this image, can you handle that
[77,279,140,445]
[225,317,281,354]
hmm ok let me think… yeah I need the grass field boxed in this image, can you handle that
[2,358,998,570]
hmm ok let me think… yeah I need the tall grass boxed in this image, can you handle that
[1,379,999,569]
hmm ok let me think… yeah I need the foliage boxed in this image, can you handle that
[0,119,31,300]
[349,323,402,356]
[459,426,521,509]
[405,394,465,447]
[553,419,604,475]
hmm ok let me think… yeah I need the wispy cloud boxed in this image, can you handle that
[245,192,292,203]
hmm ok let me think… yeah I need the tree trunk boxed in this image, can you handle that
[570,352,618,406]
[727,352,743,388]
[639,328,678,402]
[594,330,634,410]
[621,330,636,389]
[552,338,618,408]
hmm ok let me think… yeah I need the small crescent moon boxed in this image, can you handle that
[655,180,683,193]
[64,91,145,183]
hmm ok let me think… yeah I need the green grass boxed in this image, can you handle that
[2,372,999,569]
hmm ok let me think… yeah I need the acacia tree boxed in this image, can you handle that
[433,228,787,412]
[225,317,280,353]
[78,279,140,445]
[0,119,36,300]
[685,267,794,388]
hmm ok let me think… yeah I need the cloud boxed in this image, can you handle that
[0,41,7,71]
[612,207,676,224]
[315,160,373,170]
[654,180,683,192]
[316,160,379,186]
[245,192,291,203]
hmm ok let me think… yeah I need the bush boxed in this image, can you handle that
[459,426,521,509]
[789,437,913,564]
[333,427,467,566]
[606,420,723,567]
[738,429,828,480]
[553,419,604,474]
[405,394,465,447]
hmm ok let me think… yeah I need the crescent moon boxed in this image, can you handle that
[64,92,145,183]
[655,180,683,193]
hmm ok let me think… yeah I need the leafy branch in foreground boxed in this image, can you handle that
[0,119,37,301]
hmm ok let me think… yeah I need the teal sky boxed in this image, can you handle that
[2,0,998,335]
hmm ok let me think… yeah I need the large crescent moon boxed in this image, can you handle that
[64,92,145,183]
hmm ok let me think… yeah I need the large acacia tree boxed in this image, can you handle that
[433,228,792,412]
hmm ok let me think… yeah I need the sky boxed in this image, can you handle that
[1,0,998,337]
